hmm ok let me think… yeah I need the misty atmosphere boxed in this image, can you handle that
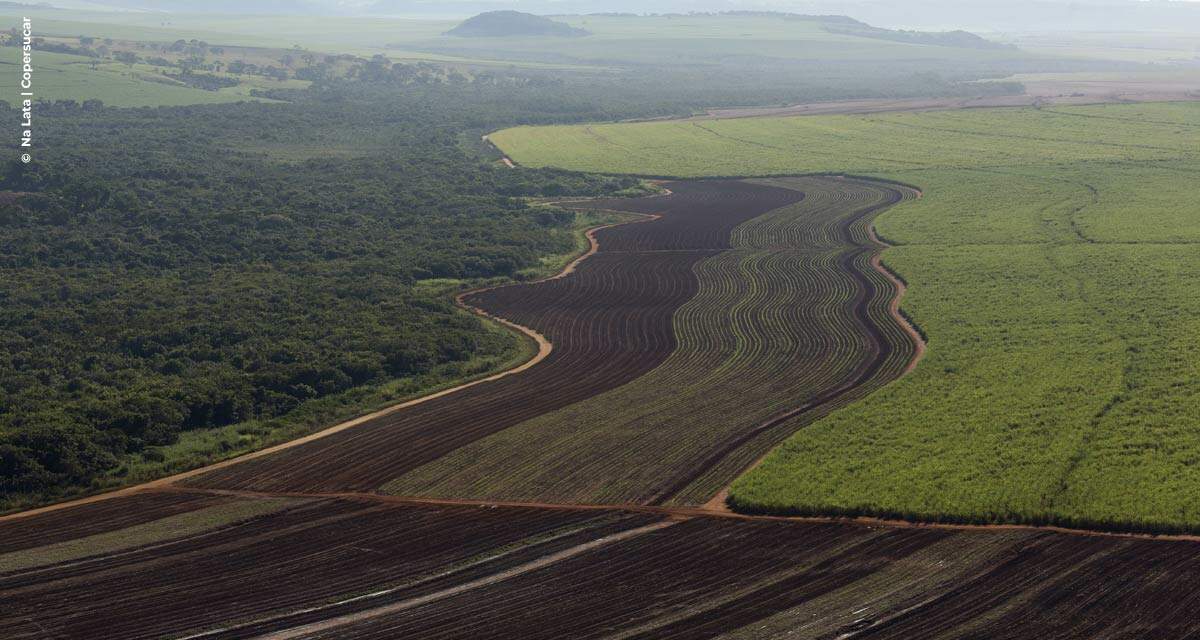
[39,0,1200,32]
[1,1,1199,638]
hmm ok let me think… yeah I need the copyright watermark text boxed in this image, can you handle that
[18,16,32,162]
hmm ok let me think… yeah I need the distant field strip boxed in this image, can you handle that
[490,104,1200,177]
[388,177,919,505]
[491,102,1200,532]
[0,51,277,107]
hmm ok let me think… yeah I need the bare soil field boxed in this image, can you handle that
[0,491,233,554]
[0,493,656,639]
[6,490,1200,638]
[384,177,922,505]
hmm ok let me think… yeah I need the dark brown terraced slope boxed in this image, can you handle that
[386,177,918,506]
[183,180,804,493]
[9,491,1200,640]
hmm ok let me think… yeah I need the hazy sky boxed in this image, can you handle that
[47,0,1200,33]
[366,0,1200,32]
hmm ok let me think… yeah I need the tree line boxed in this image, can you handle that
[0,84,638,504]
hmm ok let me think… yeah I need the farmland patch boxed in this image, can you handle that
[387,177,919,505]
[492,101,1200,532]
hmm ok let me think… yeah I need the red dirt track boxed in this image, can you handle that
[7,490,1200,639]
[8,179,1200,639]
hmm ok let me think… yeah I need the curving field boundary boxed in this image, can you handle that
[178,180,804,494]
[387,176,925,507]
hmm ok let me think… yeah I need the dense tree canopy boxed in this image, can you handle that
[0,85,638,501]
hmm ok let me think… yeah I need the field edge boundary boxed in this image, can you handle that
[699,177,927,511]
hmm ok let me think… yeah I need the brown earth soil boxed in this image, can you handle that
[6,489,1200,639]
[380,176,919,506]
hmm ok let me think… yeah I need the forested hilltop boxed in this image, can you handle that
[0,78,641,510]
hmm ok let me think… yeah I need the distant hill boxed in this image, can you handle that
[823,18,1014,50]
[446,11,591,38]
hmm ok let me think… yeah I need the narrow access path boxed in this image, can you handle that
[251,521,677,640]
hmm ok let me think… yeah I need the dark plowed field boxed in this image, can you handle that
[183,180,803,493]
[11,492,1198,639]
[573,180,807,251]
[387,177,920,505]
[0,494,659,639]
[242,521,1200,640]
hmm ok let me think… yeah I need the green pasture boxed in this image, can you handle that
[0,51,274,107]
[491,101,1200,533]
[490,104,1200,176]
[1009,30,1200,64]
[0,9,450,52]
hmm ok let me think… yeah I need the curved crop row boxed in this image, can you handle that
[387,177,919,505]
